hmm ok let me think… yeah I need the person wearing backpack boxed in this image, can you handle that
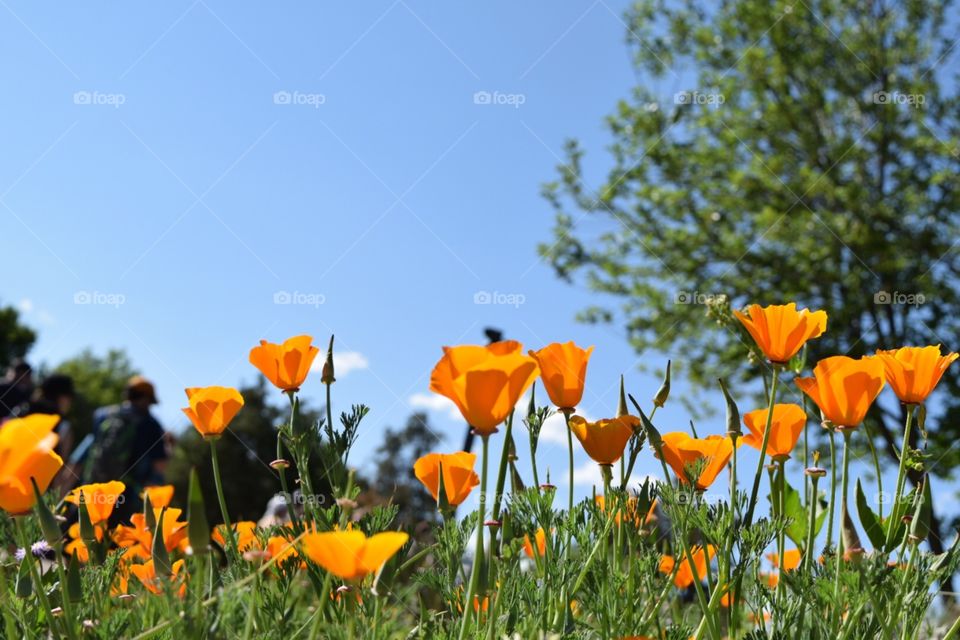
[78,376,169,525]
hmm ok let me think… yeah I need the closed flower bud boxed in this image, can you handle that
[653,361,671,408]
[718,378,741,439]
[322,335,336,385]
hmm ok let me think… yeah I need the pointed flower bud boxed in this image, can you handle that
[321,335,336,385]
[653,361,671,408]
[718,378,741,439]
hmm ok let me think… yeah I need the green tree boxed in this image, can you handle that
[164,378,326,525]
[0,301,36,369]
[541,0,960,567]
[56,349,138,443]
[367,412,440,535]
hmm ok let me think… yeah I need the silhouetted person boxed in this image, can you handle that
[76,376,169,524]
[0,359,34,419]
[21,373,76,456]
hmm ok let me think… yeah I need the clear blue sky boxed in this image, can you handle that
[0,1,930,515]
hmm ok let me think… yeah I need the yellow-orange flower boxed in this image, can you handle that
[569,415,637,465]
[528,342,594,411]
[0,414,63,514]
[301,530,409,581]
[658,433,735,490]
[595,495,658,528]
[248,335,319,392]
[659,545,716,588]
[114,508,189,561]
[182,386,244,439]
[413,451,480,507]
[734,303,827,364]
[766,548,802,572]
[143,485,175,508]
[130,559,187,598]
[522,528,548,558]
[266,535,303,568]
[213,522,260,552]
[65,481,125,525]
[742,404,807,460]
[65,522,104,563]
[795,356,885,429]
[875,346,958,405]
[429,341,539,435]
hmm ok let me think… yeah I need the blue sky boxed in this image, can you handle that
[0,1,939,518]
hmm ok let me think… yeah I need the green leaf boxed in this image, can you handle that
[152,507,172,577]
[782,479,806,547]
[910,477,933,543]
[67,553,82,602]
[187,468,211,555]
[855,479,885,549]
[15,557,32,598]
[31,478,62,551]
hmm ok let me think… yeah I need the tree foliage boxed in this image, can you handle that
[541,0,960,560]
[55,348,139,442]
[0,301,36,369]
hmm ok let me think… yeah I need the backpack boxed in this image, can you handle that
[82,407,139,485]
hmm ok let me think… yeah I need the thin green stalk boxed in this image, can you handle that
[728,437,739,639]
[805,474,820,572]
[826,429,837,549]
[210,439,239,560]
[744,365,781,528]
[54,552,78,640]
[833,429,853,631]
[886,405,915,549]
[459,434,489,640]
[242,571,259,640]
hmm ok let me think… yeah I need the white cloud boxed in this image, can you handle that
[535,410,598,445]
[310,350,369,377]
[408,392,462,421]
[18,298,33,313]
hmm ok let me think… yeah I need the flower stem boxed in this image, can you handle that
[826,429,837,549]
[833,430,852,617]
[458,433,489,640]
[210,439,239,560]
[744,365,780,528]
[14,517,63,640]
[886,405,915,550]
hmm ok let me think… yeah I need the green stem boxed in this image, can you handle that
[210,439,239,560]
[458,434,489,640]
[826,429,837,550]
[805,475,820,572]
[833,430,852,630]
[744,365,780,528]
[886,405,915,550]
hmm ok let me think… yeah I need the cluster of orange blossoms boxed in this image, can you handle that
[3,303,957,604]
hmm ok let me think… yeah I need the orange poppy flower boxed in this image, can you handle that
[429,341,539,435]
[659,545,716,588]
[875,346,959,405]
[658,433,735,490]
[569,415,637,465]
[114,508,189,560]
[528,342,594,411]
[733,303,827,364]
[248,335,319,392]
[522,528,548,558]
[301,530,409,581]
[595,495,658,528]
[795,356,885,428]
[182,386,244,439]
[130,558,187,598]
[413,451,480,507]
[742,404,807,460]
[143,485,175,508]
[65,522,104,563]
[213,522,260,553]
[266,535,304,569]
[65,481,126,526]
[0,414,63,515]
[766,548,802,572]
